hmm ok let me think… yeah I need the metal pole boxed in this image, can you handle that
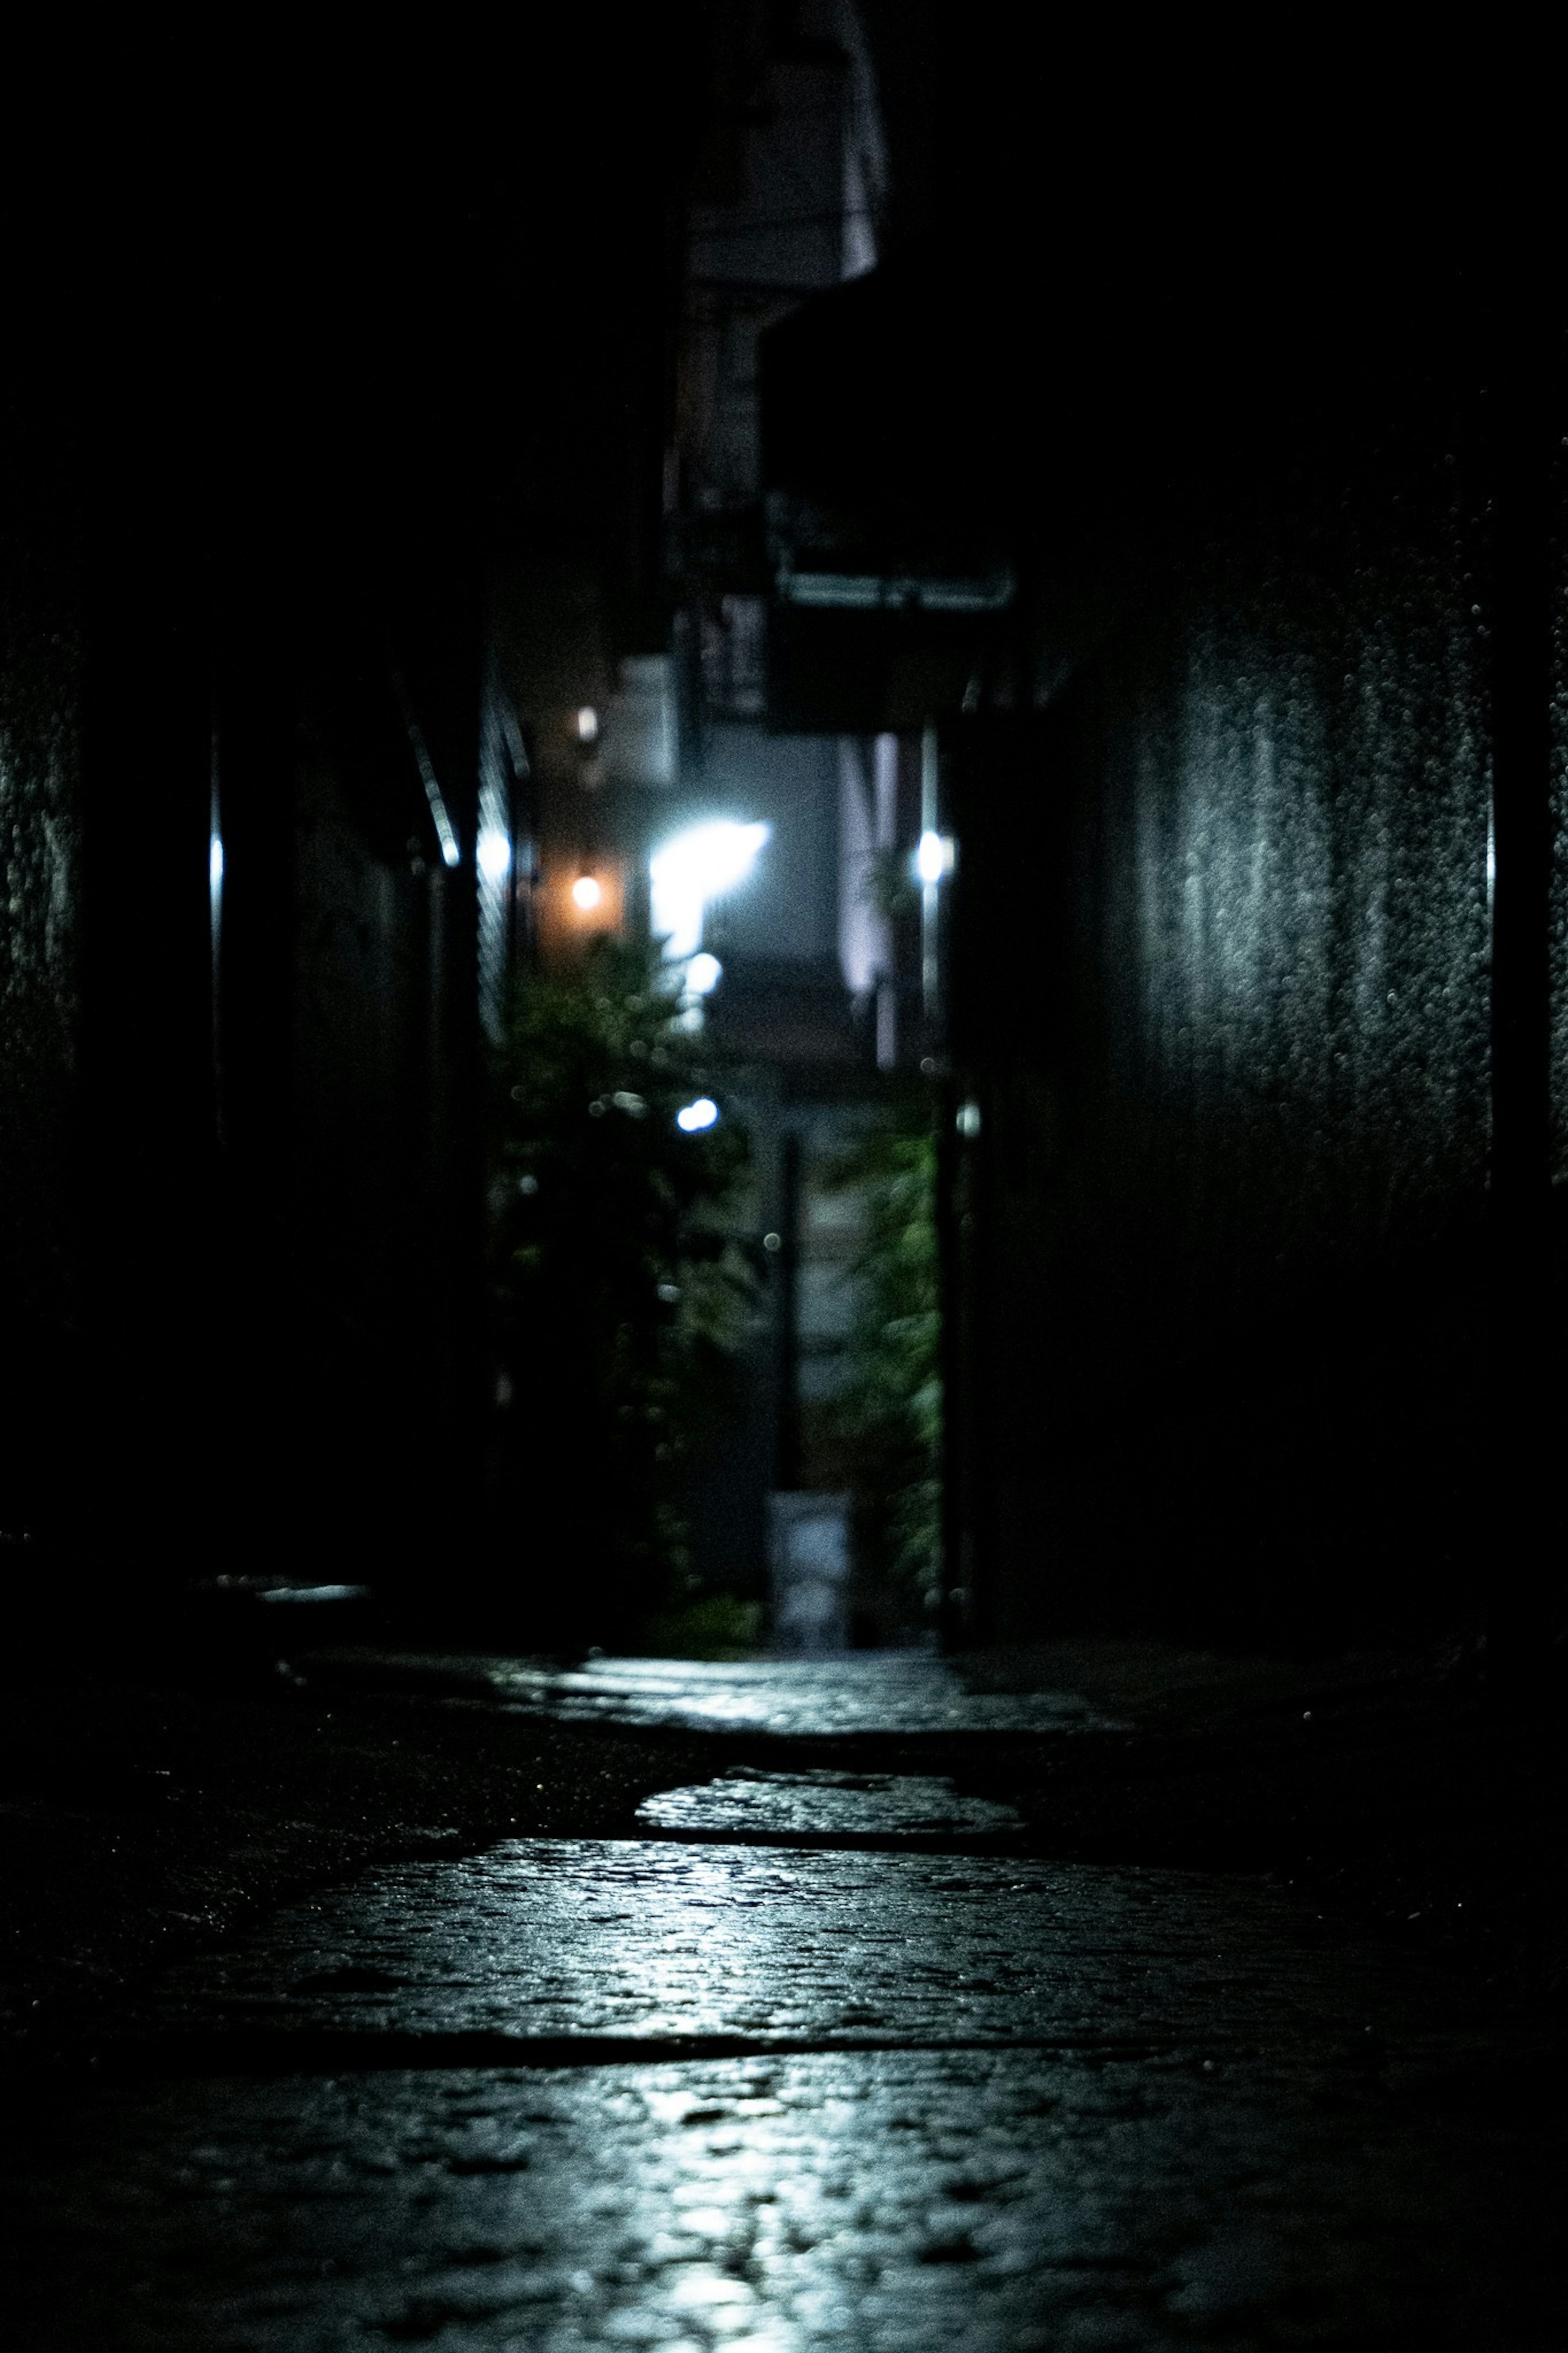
[1485,312,1557,1700]
[920,720,940,1017]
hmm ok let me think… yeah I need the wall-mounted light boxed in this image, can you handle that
[571,872,604,912]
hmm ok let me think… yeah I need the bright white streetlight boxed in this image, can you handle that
[676,1097,720,1133]
[477,827,512,882]
[650,819,771,959]
[916,829,955,885]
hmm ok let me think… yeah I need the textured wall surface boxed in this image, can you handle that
[953,357,1512,1644]
[1546,415,1568,1175]
[0,415,85,1530]
[1107,513,1492,1310]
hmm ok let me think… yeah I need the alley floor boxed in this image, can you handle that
[4,1642,1566,2349]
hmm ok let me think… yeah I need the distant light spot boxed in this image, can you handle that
[650,819,770,959]
[916,829,955,884]
[677,1097,719,1133]
[477,827,512,882]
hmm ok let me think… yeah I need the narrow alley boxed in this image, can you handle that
[5,14,1568,2350]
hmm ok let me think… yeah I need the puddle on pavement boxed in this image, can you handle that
[13,2044,1563,2352]
[483,1651,1125,1735]
[635,1769,1025,1842]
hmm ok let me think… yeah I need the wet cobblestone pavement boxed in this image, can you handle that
[633,1770,1026,1843]
[6,1657,1565,2348]
[130,1840,1461,2059]
[16,2036,1562,2352]
[402,1653,1123,1737]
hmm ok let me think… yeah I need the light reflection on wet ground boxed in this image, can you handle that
[14,2045,1559,2351]
[9,1652,1565,2350]
[482,1654,1122,1736]
[136,1840,1464,2066]
[635,1771,1025,1843]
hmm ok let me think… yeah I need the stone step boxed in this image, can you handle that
[123,1840,1464,2076]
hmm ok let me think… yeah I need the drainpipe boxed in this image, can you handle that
[775,1130,802,1494]
[1485,324,1557,1698]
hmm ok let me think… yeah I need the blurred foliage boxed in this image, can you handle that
[490,939,755,1642]
[864,843,920,921]
[639,1592,764,1659]
[830,1102,942,1623]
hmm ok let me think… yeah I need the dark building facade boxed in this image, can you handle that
[0,32,701,1630]
[755,57,1568,1660]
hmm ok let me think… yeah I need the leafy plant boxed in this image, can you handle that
[830,1103,943,1625]
[864,844,921,921]
[489,939,754,1644]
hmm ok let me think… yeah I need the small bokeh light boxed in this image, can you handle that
[686,951,723,996]
[676,1097,720,1133]
[571,874,604,911]
[576,707,599,743]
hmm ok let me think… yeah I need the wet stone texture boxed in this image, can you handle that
[7,1664,1565,2349]
[634,1771,1025,1844]
[12,2042,1563,2351]
[132,1842,1465,2062]
[478,1654,1121,1737]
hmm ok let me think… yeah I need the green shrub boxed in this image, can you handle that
[831,1104,942,1626]
[489,939,753,1643]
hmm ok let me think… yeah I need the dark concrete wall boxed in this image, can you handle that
[2,26,705,1629]
[0,373,86,1542]
[947,293,1555,1652]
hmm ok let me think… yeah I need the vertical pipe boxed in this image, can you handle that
[874,730,898,1069]
[775,1130,802,1492]
[1486,318,1557,1694]
[935,1075,964,1646]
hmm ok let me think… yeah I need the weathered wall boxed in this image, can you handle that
[950,331,1519,1648]
[0,396,85,1538]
